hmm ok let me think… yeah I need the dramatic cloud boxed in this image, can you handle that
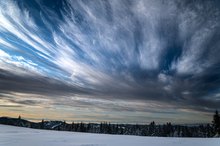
[0,0,220,123]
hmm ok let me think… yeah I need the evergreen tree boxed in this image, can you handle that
[206,124,212,137]
[149,121,155,136]
[63,121,67,131]
[17,115,21,126]
[80,122,86,132]
[115,124,119,134]
[212,110,220,135]
[87,123,91,132]
[100,122,103,133]
[107,122,112,134]
[41,119,44,129]
[71,122,75,131]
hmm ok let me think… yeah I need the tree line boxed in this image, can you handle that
[0,110,220,137]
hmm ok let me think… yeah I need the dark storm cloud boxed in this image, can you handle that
[0,69,90,96]
[0,0,220,120]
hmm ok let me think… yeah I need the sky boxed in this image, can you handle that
[0,0,220,124]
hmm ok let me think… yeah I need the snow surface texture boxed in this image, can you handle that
[0,124,219,146]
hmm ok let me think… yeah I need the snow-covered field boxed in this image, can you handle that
[0,124,219,146]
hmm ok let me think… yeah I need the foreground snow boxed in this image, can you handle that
[0,124,219,146]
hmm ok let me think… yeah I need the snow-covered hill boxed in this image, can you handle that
[0,124,219,146]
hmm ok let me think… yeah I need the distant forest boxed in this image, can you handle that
[0,110,220,137]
